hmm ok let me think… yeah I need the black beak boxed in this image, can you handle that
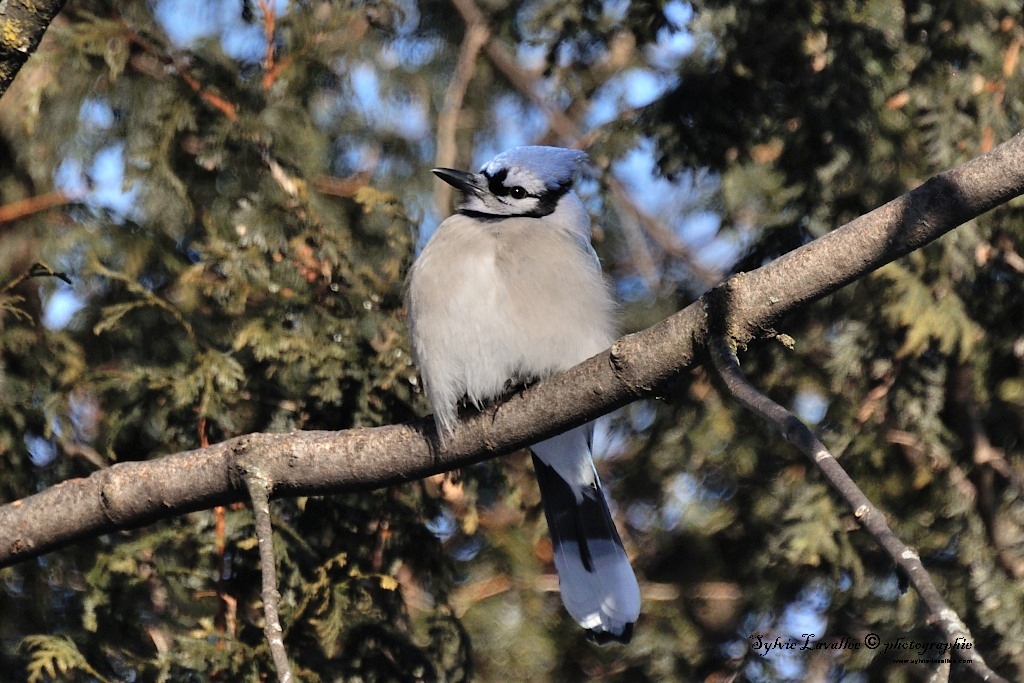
[432,168,483,195]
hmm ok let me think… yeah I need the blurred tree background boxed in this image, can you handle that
[1,0,1023,680]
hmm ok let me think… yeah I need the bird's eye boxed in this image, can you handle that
[509,186,527,199]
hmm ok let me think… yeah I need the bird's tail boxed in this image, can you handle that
[531,426,641,643]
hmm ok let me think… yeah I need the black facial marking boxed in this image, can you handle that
[460,168,575,219]
[530,183,571,217]
[485,169,512,197]
[455,209,511,222]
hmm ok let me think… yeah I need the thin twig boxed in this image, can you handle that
[0,191,75,224]
[241,464,294,683]
[118,20,239,121]
[89,259,198,348]
[257,0,288,91]
[446,0,715,290]
[707,332,1008,683]
[200,418,233,635]
[1,262,71,294]
[1,262,72,326]
[948,363,1024,579]
[58,440,108,470]
[604,177,661,288]
[434,19,490,215]
[449,0,577,139]
[175,66,239,121]
[605,175,720,288]
[258,0,277,77]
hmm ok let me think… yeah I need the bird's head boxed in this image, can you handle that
[433,146,588,219]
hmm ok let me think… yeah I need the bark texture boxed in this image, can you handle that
[1,128,1023,569]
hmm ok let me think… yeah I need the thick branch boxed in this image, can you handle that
[0,129,1023,569]
[0,0,68,99]
[720,130,1024,342]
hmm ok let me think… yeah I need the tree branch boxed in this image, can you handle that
[446,0,579,140]
[0,190,75,224]
[0,129,1023,573]
[1,261,71,293]
[707,332,1007,683]
[0,0,68,99]
[235,456,294,683]
[433,17,489,215]
[447,0,751,290]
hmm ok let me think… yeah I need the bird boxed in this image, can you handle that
[405,145,641,643]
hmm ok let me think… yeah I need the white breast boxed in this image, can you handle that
[407,207,615,436]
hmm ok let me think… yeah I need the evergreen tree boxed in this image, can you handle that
[0,0,1022,680]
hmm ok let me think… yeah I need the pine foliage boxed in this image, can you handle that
[1,0,1023,681]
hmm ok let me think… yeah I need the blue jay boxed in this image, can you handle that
[406,146,641,643]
